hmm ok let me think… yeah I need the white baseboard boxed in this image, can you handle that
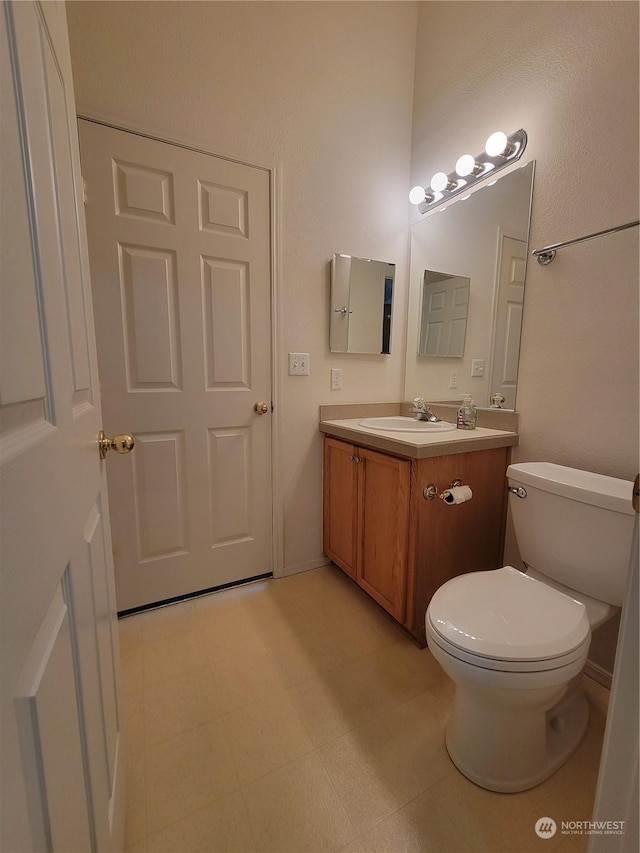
[585,659,613,690]
[282,556,331,577]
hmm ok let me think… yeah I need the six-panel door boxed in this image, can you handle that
[1,2,123,849]
[79,121,273,611]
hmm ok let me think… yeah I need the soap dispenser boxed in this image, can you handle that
[457,395,477,430]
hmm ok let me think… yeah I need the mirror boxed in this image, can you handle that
[405,161,535,409]
[420,270,470,357]
[330,254,395,354]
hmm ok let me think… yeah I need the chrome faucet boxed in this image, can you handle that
[410,397,441,422]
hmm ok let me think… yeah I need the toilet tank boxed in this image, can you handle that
[507,462,635,607]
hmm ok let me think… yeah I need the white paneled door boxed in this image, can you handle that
[490,235,526,409]
[79,121,273,612]
[420,274,470,357]
[1,2,123,851]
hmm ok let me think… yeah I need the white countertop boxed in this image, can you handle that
[319,418,519,459]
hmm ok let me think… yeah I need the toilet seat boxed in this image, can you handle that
[427,566,591,673]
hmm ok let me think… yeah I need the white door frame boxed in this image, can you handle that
[76,109,284,581]
[487,226,526,409]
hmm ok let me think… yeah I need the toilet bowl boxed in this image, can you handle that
[426,566,591,792]
[425,462,635,793]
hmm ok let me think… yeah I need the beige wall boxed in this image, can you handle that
[412,1,639,482]
[66,0,418,573]
[68,1,638,672]
[410,1,638,674]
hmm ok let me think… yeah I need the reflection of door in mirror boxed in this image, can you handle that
[420,271,470,357]
[489,236,526,409]
[330,254,395,354]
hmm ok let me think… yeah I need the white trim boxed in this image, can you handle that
[270,161,284,579]
[486,225,504,401]
[283,557,331,577]
[588,517,639,853]
[584,659,613,690]
[75,108,283,582]
[74,106,274,173]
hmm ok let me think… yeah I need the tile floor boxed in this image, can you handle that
[119,564,609,853]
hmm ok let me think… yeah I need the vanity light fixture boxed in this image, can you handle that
[485,131,510,157]
[455,154,483,178]
[409,185,433,205]
[410,128,527,214]
[430,171,458,193]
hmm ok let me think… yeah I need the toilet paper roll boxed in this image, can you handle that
[442,485,473,505]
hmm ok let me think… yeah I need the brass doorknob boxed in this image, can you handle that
[254,401,270,415]
[98,430,135,460]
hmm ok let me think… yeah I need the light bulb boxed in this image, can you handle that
[485,131,508,157]
[455,154,476,177]
[430,172,449,193]
[408,185,426,205]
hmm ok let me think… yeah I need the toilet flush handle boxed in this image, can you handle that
[507,486,527,499]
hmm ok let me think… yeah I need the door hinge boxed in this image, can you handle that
[82,177,87,204]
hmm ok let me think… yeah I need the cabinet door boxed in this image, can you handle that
[323,437,359,578]
[357,447,410,621]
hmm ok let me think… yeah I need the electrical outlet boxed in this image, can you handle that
[449,370,459,389]
[471,359,485,377]
[288,352,310,376]
[330,368,342,390]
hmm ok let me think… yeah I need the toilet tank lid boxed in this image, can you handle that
[507,462,635,515]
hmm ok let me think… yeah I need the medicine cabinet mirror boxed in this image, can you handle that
[330,254,395,354]
[405,161,535,409]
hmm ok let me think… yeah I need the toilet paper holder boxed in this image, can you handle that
[440,480,473,505]
[423,479,466,501]
[439,479,464,498]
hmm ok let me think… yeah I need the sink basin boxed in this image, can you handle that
[357,416,456,433]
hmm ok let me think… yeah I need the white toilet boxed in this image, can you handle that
[425,462,635,793]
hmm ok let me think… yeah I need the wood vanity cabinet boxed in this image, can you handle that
[323,437,410,621]
[322,435,509,643]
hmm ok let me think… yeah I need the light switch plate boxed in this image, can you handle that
[471,359,485,377]
[288,352,310,375]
